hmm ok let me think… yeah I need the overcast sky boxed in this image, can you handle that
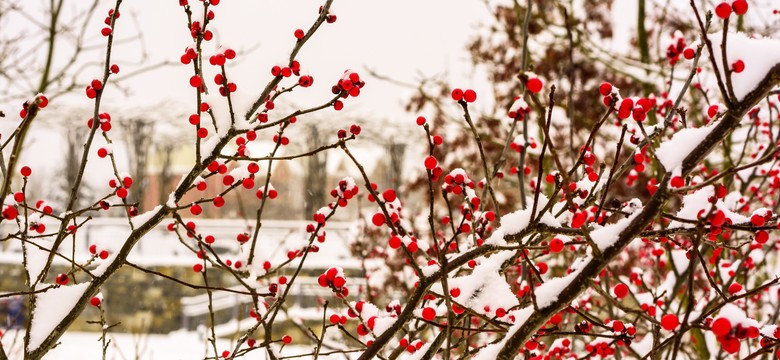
[81,0,494,122]
[0,0,499,199]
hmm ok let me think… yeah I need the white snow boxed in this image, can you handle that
[28,282,90,351]
[670,249,690,274]
[430,251,518,317]
[534,255,592,308]
[668,186,748,229]
[130,205,164,228]
[712,32,780,101]
[591,210,641,252]
[656,123,716,172]
[471,306,534,360]
[486,195,559,246]
[717,303,760,328]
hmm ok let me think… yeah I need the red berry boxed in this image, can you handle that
[527,77,543,94]
[193,263,204,272]
[294,29,305,39]
[613,320,625,332]
[683,48,695,60]
[670,176,685,188]
[421,307,436,321]
[755,230,769,244]
[598,82,612,96]
[732,0,748,15]
[463,89,477,102]
[751,214,765,226]
[728,282,743,294]
[382,189,397,202]
[90,296,102,307]
[424,156,438,170]
[708,105,720,118]
[416,116,426,126]
[711,317,732,336]
[549,237,565,253]
[388,236,402,249]
[2,206,17,220]
[660,314,679,330]
[282,335,292,344]
[110,64,120,74]
[189,75,202,88]
[190,203,202,216]
[722,337,740,354]
[715,2,732,18]
[732,60,745,73]
[451,88,463,101]
[371,212,385,227]
[614,283,629,299]
[56,273,69,285]
[101,27,112,36]
[20,166,31,177]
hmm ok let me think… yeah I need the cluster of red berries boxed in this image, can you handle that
[614,97,655,122]
[87,112,113,135]
[443,169,475,196]
[715,0,749,19]
[227,129,257,157]
[85,79,103,99]
[337,124,361,139]
[507,96,531,121]
[318,6,338,24]
[19,95,49,118]
[709,316,760,354]
[28,218,46,234]
[665,32,687,65]
[89,244,110,260]
[450,88,477,103]
[329,178,359,207]
[396,337,426,354]
[271,60,303,79]
[330,70,365,111]
[100,8,119,36]
[388,235,419,252]
[107,175,133,200]
[189,19,214,41]
[256,185,278,200]
[318,267,349,297]
[207,48,236,67]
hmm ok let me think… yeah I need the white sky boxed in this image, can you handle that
[58,0,494,121]
[0,0,495,195]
